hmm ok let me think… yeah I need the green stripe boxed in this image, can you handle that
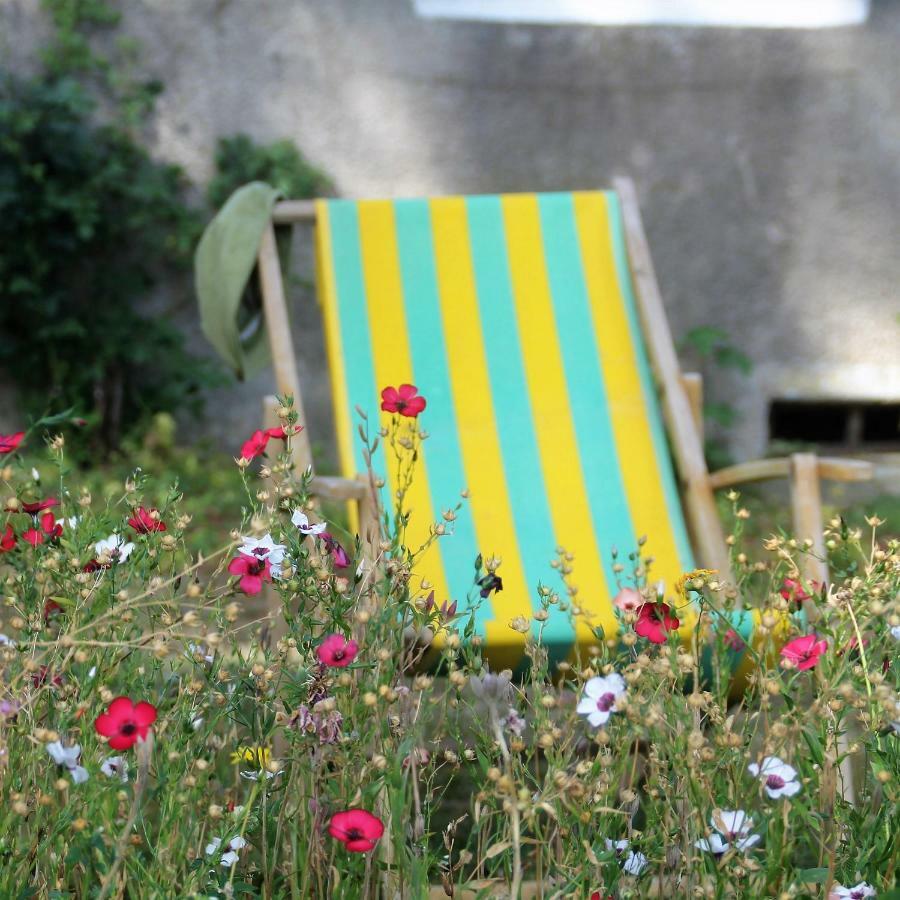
[466,195,572,659]
[324,201,381,476]
[392,199,489,624]
[606,193,695,569]
[538,193,637,590]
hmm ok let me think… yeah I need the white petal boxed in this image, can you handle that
[587,710,610,727]
[581,677,605,699]
[735,833,761,851]
[69,765,89,784]
[747,763,760,777]
[220,850,239,867]
[715,809,750,836]
[623,851,648,876]
[205,837,222,856]
[576,698,597,715]
[229,836,247,850]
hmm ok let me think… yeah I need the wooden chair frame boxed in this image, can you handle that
[254,177,873,589]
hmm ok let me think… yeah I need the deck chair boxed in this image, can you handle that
[201,178,873,671]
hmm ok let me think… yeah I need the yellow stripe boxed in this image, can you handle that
[356,201,450,603]
[573,193,684,605]
[501,194,617,644]
[430,197,528,668]
[315,202,355,484]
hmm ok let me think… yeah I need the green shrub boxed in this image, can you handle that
[207,133,332,208]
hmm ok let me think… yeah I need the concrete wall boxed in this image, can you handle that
[2,0,899,466]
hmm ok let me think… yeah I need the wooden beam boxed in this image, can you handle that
[257,221,314,474]
[708,455,874,490]
[613,176,731,577]
[309,475,367,502]
[681,372,704,444]
[272,200,316,224]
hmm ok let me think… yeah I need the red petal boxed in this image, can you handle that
[241,574,263,595]
[132,701,158,727]
[107,696,136,720]
[380,386,399,403]
[94,713,116,737]
[107,732,136,751]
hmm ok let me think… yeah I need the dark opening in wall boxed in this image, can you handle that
[769,400,900,450]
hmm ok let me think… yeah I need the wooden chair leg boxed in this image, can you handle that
[789,452,829,588]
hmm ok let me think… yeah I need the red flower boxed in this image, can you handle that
[228,552,272,595]
[95,696,158,750]
[128,507,166,534]
[317,633,359,668]
[780,578,820,608]
[781,634,827,671]
[0,432,24,454]
[321,532,350,569]
[31,666,64,688]
[328,809,384,852]
[634,602,680,644]
[23,512,62,547]
[0,524,16,552]
[21,497,58,515]
[723,628,746,651]
[43,599,63,625]
[380,384,426,418]
[239,426,291,461]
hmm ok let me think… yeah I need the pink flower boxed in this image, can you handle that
[0,524,16,552]
[634,602,680,644]
[228,553,272,596]
[239,426,291,461]
[613,587,643,613]
[780,634,827,671]
[724,629,746,651]
[780,578,820,608]
[0,432,24,454]
[316,633,359,668]
[328,809,384,852]
[380,384,426,418]
[321,532,350,569]
[127,507,166,534]
[94,696,158,750]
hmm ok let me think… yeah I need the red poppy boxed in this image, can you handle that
[380,384,426,418]
[23,512,62,547]
[634,602,680,644]
[0,432,24,454]
[321,532,350,569]
[127,507,166,534]
[328,809,384,852]
[780,578,820,608]
[316,633,359,668]
[21,497,59,515]
[0,524,16,552]
[228,552,272,595]
[95,696,158,750]
[780,634,827,671]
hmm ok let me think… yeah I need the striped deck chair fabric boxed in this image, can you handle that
[315,191,696,669]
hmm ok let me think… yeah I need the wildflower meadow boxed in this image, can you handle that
[0,391,897,899]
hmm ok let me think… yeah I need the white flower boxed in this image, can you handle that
[0,634,16,647]
[31,468,40,482]
[576,673,627,727]
[238,534,288,579]
[240,768,282,781]
[748,756,802,799]
[830,884,877,899]
[891,625,900,641]
[47,740,89,783]
[46,740,81,768]
[695,809,761,854]
[187,642,214,665]
[88,666,97,679]
[604,838,647,876]
[501,707,526,736]
[101,756,129,782]
[291,509,326,536]
[95,533,134,563]
[207,835,247,867]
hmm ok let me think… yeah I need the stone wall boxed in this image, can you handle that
[2,0,898,468]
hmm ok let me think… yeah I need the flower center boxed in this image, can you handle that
[596,692,616,712]
[332,649,344,660]
[765,774,786,789]
[120,722,137,736]
[346,827,362,841]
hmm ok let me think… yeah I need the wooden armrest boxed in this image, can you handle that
[709,456,874,490]
[272,200,316,224]
[310,475,367,501]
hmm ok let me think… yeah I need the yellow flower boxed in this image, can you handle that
[231,746,271,769]
[675,569,718,603]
